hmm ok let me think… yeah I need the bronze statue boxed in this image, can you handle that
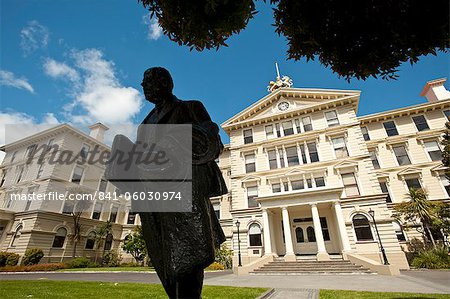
[109,67,227,298]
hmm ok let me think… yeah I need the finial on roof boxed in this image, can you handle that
[267,62,293,93]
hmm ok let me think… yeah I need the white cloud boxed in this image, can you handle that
[44,48,143,125]
[0,70,34,93]
[20,20,49,56]
[142,14,162,40]
[43,59,79,82]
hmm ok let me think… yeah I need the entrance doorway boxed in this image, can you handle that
[293,219,317,255]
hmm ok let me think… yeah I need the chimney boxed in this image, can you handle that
[420,78,450,102]
[88,123,109,143]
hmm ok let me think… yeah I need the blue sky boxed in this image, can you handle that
[1,0,449,144]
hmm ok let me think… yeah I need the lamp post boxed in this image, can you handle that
[368,209,389,265]
[235,220,242,267]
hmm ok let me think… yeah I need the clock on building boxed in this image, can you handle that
[278,101,289,111]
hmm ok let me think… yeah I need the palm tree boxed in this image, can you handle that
[394,188,438,247]
[93,220,113,264]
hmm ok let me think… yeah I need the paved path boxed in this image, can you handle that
[1,270,448,295]
[266,289,318,299]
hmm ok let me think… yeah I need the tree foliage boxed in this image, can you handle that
[121,226,147,265]
[139,0,449,80]
[441,122,450,179]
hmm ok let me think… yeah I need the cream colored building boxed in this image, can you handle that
[215,77,450,274]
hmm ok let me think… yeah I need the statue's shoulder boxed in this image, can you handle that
[182,100,205,109]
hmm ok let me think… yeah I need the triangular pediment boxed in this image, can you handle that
[430,164,448,173]
[397,167,423,177]
[222,87,360,130]
[333,160,359,170]
[240,175,261,184]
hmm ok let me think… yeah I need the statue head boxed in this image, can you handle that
[142,67,174,105]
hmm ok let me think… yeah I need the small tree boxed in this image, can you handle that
[93,220,113,264]
[66,186,92,258]
[394,188,439,247]
[441,122,450,179]
[121,226,147,265]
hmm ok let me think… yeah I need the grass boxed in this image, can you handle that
[0,280,267,299]
[320,290,449,298]
[58,267,154,272]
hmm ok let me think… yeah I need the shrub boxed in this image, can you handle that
[102,250,122,267]
[0,252,20,267]
[215,244,233,269]
[0,263,67,272]
[69,257,92,269]
[411,246,450,269]
[120,262,140,267]
[22,248,44,266]
[207,262,225,271]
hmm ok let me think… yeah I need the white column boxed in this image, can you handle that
[333,201,352,252]
[311,203,330,261]
[281,206,296,261]
[262,208,272,255]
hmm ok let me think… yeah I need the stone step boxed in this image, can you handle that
[259,266,367,270]
[250,271,375,275]
[267,262,353,266]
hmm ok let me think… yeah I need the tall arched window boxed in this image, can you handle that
[248,223,262,246]
[85,231,96,249]
[295,227,304,243]
[104,233,113,250]
[10,225,23,247]
[306,226,316,242]
[52,227,67,248]
[393,221,406,242]
[353,214,373,241]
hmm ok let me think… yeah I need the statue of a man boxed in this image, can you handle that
[137,67,227,298]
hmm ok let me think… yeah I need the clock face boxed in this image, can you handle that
[278,101,289,111]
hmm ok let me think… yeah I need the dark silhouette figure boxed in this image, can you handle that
[137,67,227,298]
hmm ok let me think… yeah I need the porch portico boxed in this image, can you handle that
[258,187,352,261]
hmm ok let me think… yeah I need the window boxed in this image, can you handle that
[332,137,348,158]
[286,146,299,166]
[247,186,258,208]
[267,150,277,169]
[299,144,307,164]
[342,173,360,197]
[283,121,294,136]
[10,225,22,247]
[405,178,422,190]
[412,115,429,131]
[306,178,312,188]
[307,142,319,163]
[295,119,301,133]
[248,223,262,246]
[26,144,37,158]
[85,232,96,249]
[383,121,398,136]
[0,170,6,187]
[278,149,285,167]
[295,227,304,243]
[361,126,370,141]
[441,175,450,197]
[25,186,37,211]
[272,183,281,193]
[275,124,281,137]
[104,233,113,250]
[213,204,220,220]
[11,151,17,163]
[36,162,44,179]
[80,144,90,159]
[393,221,406,242]
[71,166,84,184]
[353,214,373,241]
[99,177,108,193]
[283,181,289,192]
[265,125,274,139]
[291,180,304,190]
[245,154,256,173]
[444,110,450,121]
[424,141,442,161]
[393,145,411,165]
[302,116,313,132]
[379,181,392,203]
[16,165,25,183]
[92,202,103,220]
[306,226,316,242]
[52,227,67,248]
[109,206,118,223]
[325,111,339,127]
[243,129,253,144]
[315,177,325,187]
[127,211,137,224]
[62,200,75,214]
[369,150,380,169]
[320,217,330,241]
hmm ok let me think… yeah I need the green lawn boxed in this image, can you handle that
[58,267,154,272]
[320,290,449,299]
[0,280,267,299]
